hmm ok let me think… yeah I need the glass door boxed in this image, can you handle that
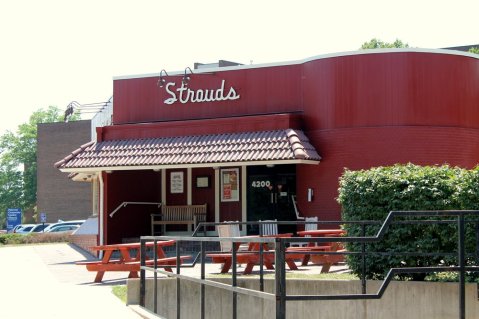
[247,165,296,234]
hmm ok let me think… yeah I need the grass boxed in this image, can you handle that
[284,272,357,280]
[112,285,127,303]
[110,273,356,304]
[208,272,358,280]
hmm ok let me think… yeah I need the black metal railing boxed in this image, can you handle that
[139,210,479,319]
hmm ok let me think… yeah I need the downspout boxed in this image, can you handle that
[215,168,219,223]
[99,171,104,248]
[241,166,247,235]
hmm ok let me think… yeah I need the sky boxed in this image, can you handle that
[0,0,477,135]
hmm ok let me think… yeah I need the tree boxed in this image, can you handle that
[0,106,76,227]
[360,38,409,49]
[468,47,479,54]
[0,163,24,227]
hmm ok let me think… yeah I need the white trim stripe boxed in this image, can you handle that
[113,48,479,81]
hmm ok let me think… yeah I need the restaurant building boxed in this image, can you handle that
[56,49,479,245]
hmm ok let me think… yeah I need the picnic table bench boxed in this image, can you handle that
[288,229,347,273]
[151,203,207,235]
[77,240,190,282]
[207,233,299,275]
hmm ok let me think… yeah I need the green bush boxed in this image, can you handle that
[0,232,72,245]
[337,163,478,281]
[0,234,26,245]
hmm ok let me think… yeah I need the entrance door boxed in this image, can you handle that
[247,165,296,234]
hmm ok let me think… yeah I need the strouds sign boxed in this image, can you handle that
[163,80,240,105]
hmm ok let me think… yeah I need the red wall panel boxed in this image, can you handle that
[301,52,479,131]
[109,50,479,223]
[105,170,162,244]
[98,113,302,141]
[297,126,479,221]
[113,65,302,125]
[192,168,216,223]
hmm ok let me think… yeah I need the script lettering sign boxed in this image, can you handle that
[164,80,240,105]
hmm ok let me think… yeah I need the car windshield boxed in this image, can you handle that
[50,225,78,232]
[44,220,85,232]
[32,224,50,232]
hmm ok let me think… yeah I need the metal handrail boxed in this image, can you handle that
[108,201,161,217]
[140,211,479,319]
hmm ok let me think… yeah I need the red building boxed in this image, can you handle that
[56,49,479,244]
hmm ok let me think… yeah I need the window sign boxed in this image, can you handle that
[170,171,184,194]
[196,176,210,188]
[221,168,239,202]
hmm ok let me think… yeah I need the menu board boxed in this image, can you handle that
[221,168,239,202]
[170,171,184,193]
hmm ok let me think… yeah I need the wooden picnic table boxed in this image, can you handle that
[207,233,298,275]
[289,229,347,272]
[77,240,190,283]
[296,229,346,237]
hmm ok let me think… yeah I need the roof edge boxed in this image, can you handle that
[59,159,320,173]
[113,48,479,81]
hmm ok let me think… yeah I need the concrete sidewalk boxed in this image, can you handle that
[0,243,143,319]
[0,243,349,318]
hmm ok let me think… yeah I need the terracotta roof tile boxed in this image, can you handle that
[55,129,321,170]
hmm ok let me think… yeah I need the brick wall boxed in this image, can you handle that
[71,234,98,257]
[37,120,93,223]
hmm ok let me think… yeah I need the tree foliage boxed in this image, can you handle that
[360,38,409,49]
[0,106,75,227]
[468,47,479,54]
[337,163,478,281]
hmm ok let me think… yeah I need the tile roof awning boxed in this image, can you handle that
[55,129,321,173]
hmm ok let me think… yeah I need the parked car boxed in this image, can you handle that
[30,223,51,233]
[15,224,36,234]
[44,220,85,232]
[8,224,25,233]
[47,224,80,233]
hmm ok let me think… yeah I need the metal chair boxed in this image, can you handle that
[260,219,278,236]
[217,221,247,252]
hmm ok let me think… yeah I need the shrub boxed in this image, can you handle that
[0,232,72,245]
[337,163,477,281]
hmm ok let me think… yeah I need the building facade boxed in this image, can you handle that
[37,120,93,222]
[56,49,479,245]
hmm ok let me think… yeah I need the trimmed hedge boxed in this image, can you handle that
[0,233,72,245]
[337,163,479,281]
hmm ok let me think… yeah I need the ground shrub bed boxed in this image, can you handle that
[337,163,479,282]
[0,233,71,245]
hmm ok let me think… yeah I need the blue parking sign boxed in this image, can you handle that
[6,208,22,232]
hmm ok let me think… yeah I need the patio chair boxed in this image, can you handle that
[259,219,278,236]
[217,221,247,252]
